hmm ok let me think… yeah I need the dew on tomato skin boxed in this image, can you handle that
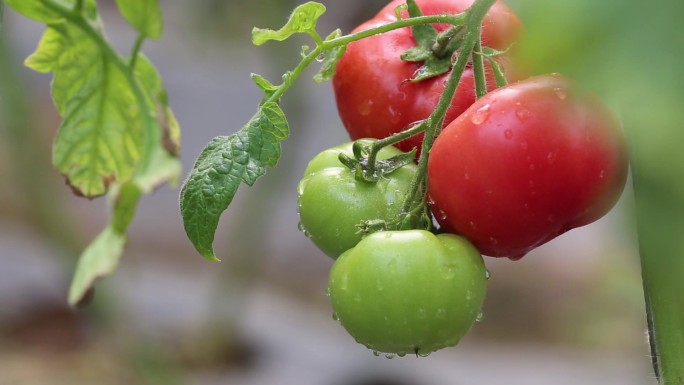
[358,99,374,116]
[520,141,529,151]
[471,104,491,125]
[463,172,471,180]
[553,87,567,100]
[426,194,436,205]
[546,151,557,164]
[528,163,536,171]
[508,254,525,261]
[469,221,477,229]
[515,107,532,122]
[437,209,448,221]
[297,222,312,238]
[599,169,606,179]
[388,106,401,124]
[504,129,514,140]
[488,237,499,245]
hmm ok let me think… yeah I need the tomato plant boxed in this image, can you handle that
[298,141,417,259]
[427,74,629,259]
[329,230,487,356]
[332,0,522,153]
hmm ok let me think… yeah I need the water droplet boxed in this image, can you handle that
[376,278,384,291]
[332,312,339,321]
[397,352,407,357]
[476,311,484,322]
[471,104,491,125]
[508,254,525,261]
[388,259,398,273]
[553,87,567,100]
[418,307,427,319]
[437,308,447,317]
[417,350,431,358]
[441,265,456,279]
[469,221,477,229]
[463,172,471,180]
[316,52,326,62]
[599,169,606,179]
[388,106,401,124]
[504,129,514,140]
[324,287,331,297]
[516,108,531,122]
[438,210,448,221]
[385,353,396,359]
[528,180,535,188]
[297,222,311,238]
[372,351,381,357]
[528,163,536,171]
[466,290,472,301]
[546,152,557,164]
[358,99,373,116]
[488,237,499,245]
[520,141,528,151]
[485,269,491,280]
[426,194,436,205]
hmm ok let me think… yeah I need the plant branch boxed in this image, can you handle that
[472,36,487,99]
[399,0,496,218]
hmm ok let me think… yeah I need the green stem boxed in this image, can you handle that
[130,34,146,69]
[472,35,487,99]
[265,14,467,110]
[399,0,496,217]
[364,122,427,177]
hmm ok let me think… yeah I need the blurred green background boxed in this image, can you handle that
[1,0,680,384]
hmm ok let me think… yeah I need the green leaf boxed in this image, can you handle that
[400,0,456,82]
[252,1,326,45]
[180,102,288,261]
[114,0,162,39]
[313,29,346,83]
[26,22,145,197]
[251,73,279,99]
[68,225,127,306]
[6,0,62,23]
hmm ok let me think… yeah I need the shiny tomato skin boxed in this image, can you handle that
[427,74,629,259]
[329,230,487,355]
[332,0,522,153]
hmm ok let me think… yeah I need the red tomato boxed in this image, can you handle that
[332,0,522,153]
[427,74,629,260]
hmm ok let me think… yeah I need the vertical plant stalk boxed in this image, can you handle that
[633,170,684,384]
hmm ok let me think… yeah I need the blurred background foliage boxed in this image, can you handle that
[0,0,680,384]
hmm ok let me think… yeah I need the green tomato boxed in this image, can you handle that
[297,140,417,259]
[328,230,487,356]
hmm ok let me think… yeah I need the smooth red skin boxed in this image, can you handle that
[427,74,629,260]
[333,0,522,153]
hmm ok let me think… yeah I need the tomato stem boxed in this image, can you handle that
[396,0,497,224]
[472,37,488,99]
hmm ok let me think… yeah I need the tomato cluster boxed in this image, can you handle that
[297,0,628,356]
